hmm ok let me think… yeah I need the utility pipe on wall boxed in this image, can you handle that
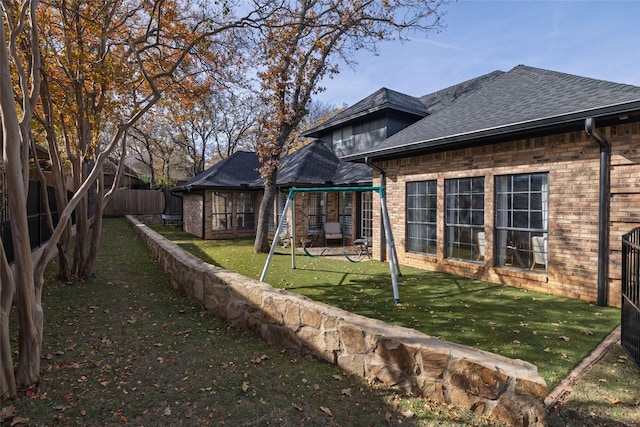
[585,117,610,307]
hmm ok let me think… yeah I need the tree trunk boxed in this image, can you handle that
[83,172,104,279]
[254,168,278,254]
[0,246,17,399]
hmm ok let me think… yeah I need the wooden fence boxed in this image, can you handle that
[103,189,166,216]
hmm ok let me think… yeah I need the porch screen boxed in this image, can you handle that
[445,177,485,261]
[308,192,326,235]
[339,192,353,236]
[495,173,548,270]
[236,192,255,230]
[360,191,373,239]
[406,180,437,255]
[212,191,232,230]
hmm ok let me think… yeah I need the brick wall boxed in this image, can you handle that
[371,124,640,308]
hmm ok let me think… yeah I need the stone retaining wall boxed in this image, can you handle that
[127,216,547,426]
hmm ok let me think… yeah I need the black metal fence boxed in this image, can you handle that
[1,181,63,265]
[622,227,640,369]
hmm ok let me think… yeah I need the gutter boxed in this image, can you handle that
[585,118,610,307]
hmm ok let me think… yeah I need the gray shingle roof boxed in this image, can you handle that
[344,65,640,161]
[303,87,429,137]
[175,151,262,191]
[174,142,372,192]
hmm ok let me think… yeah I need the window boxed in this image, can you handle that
[308,192,326,235]
[212,191,232,230]
[406,181,437,255]
[360,191,373,239]
[495,173,548,270]
[339,192,353,236]
[445,177,485,260]
[270,190,289,233]
[236,192,255,230]
[332,126,353,150]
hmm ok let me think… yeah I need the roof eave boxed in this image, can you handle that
[302,105,427,138]
[343,100,640,163]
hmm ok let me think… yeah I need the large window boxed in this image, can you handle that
[360,191,373,239]
[236,192,255,230]
[339,192,353,236]
[308,192,326,235]
[332,126,353,151]
[445,177,485,260]
[406,181,437,255]
[495,173,548,270]
[212,191,232,230]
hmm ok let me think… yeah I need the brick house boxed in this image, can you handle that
[307,65,640,308]
[173,141,372,245]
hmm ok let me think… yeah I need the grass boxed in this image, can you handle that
[3,218,506,426]
[547,343,640,426]
[4,218,636,426]
[149,224,621,390]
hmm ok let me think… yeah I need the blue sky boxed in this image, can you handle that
[316,0,640,107]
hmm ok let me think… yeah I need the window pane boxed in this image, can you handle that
[445,177,484,261]
[494,173,549,271]
[406,180,437,255]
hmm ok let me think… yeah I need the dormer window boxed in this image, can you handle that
[332,126,353,151]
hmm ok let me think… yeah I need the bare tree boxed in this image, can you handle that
[252,0,446,253]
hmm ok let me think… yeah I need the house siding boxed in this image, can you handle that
[371,123,640,308]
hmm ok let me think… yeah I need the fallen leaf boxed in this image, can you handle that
[0,406,16,422]
[320,406,333,417]
[402,409,415,418]
[609,398,621,404]
[341,388,351,397]
[10,417,29,425]
[332,374,343,380]
[164,406,172,416]
[580,328,593,336]
[241,381,250,393]
[559,336,570,341]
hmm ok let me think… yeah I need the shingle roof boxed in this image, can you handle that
[276,140,371,186]
[419,70,505,114]
[175,151,262,191]
[343,65,640,161]
[303,87,429,137]
[174,142,372,192]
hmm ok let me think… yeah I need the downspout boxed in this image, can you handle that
[366,157,387,262]
[585,118,610,307]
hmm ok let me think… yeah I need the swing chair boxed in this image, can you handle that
[260,186,402,304]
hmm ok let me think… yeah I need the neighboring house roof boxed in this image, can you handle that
[303,87,429,138]
[175,151,262,191]
[342,65,640,162]
[174,141,372,192]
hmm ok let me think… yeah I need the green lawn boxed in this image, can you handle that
[151,224,621,389]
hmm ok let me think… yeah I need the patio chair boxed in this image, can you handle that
[530,236,548,270]
[476,231,485,260]
[323,222,343,246]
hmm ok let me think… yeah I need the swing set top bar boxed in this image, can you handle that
[287,186,384,197]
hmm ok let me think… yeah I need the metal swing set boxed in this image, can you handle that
[260,186,402,304]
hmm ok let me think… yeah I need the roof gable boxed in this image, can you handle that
[275,140,371,185]
[178,151,262,190]
[303,87,428,137]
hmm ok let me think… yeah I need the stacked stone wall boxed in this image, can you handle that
[127,215,547,426]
